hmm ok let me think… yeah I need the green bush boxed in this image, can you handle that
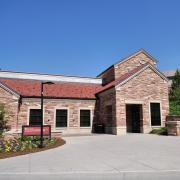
[169,69,180,115]
[150,127,168,135]
[0,130,3,139]
[169,101,180,115]
[0,104,7,130]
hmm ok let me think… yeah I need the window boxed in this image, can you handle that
[56,109,68,128]
[80,110,91,127]
[150,103,161,126]
[29,109,41,126]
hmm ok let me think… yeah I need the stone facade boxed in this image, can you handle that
[16,98,96,134]
[114,51,156,78]
[97,66,169,135]
[115,67,169,134]
[98,51,156,81]
[0,87,19,130]
[0,49,170,136]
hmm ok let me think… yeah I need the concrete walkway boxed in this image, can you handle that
[0,134,180,179]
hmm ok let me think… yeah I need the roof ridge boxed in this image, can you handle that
[0,70,99,80]
[96,62,167,94]
[97,49,157,77]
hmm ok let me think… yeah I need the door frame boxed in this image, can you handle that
[125,103,143,133]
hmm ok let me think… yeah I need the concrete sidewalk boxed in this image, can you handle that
[0,134,180,179]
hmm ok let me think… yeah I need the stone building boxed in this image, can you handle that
[0,49,169,135]
[162,70,176,90]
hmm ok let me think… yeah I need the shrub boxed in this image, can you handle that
[0,130,3,137]
[169,69,180,115]
[150,127,168,135]
[0,104,7,131]
[169,101,180,115]
[0,137,57,153]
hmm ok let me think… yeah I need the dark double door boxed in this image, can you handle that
[126,104,142,133]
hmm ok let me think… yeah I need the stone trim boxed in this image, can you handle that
[148,100,163,128]
[116,64,168,90]
[27,106,45,125]
[53,107,70,130]
[125,100,144,104]
[78,107,93,129]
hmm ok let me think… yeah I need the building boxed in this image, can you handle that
[0,49,169,136]
[162,70,176,89]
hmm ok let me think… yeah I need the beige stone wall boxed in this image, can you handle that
[0,87,19,130]
[17,98,96,134]
[114,52,156,79]
[115,67,169,134]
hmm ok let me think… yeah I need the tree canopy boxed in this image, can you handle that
[170,69,180,115]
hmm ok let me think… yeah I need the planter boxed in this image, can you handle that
[166,116,180,136]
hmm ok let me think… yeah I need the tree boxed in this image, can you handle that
[171,69,180,90]
[0,104,7,130]
[170,69,180,115]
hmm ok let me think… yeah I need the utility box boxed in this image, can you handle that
[93,123,105,133]
[166,116,180,136]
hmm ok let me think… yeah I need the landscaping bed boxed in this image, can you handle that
[0,137,65,159]
[150,127,168,136]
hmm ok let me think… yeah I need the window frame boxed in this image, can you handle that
[149,101,162,127]
[54,107,69,129]
[28,107,44,126]
[79,108,92,128]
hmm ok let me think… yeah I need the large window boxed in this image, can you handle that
[56,109,68,128]
[29,109,41,126]
[150,103,161,126]
[80,110,91,127]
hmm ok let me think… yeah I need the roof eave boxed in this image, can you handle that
[0,82,20,98]
[115,64,168,89]
[21,96,96,100]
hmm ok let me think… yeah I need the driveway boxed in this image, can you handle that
[0,134,180,179]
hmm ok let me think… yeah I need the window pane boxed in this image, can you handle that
[29,109,42,126]
[150,103,161,126]
[56,109,67,127]
[80,110,90,127]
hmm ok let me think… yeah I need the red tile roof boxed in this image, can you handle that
[0,79,102,99]
[96,63,149,94]
[0,63,150,99]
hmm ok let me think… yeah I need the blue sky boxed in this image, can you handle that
[0,0,179,77]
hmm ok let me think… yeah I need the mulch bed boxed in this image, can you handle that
[0,138,66,159]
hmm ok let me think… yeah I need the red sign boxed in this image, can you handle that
[22,125,51,137]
